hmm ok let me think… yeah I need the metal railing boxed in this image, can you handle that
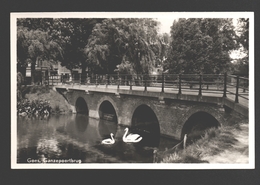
[226,75,249,103]
[45,73,248,104]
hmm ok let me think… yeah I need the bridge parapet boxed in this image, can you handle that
[50,73,248,105]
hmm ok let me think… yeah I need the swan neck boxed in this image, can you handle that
[123,128,128,140]
[111,134,114,141]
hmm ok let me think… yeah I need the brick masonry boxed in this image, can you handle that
[59,88,246,139]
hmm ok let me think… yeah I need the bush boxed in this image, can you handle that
[17,98,52,116]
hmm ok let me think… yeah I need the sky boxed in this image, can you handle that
[157,17,176,34]
[157,17,238,34]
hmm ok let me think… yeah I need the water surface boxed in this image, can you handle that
[17,114,179,163]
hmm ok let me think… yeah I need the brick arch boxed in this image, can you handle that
[96,95,119,122]
[128,101,161,147]
[127,100,160,126]
[180,105,225,139]
[75,96,89,114]
[131,104,159,126]
[71,92,91,108]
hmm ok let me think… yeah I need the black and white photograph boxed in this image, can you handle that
[11,12,254,169]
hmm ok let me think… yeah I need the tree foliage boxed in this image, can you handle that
[164,18,238,74]
[50,18,103,72]
[85,18,165,74]
[236,18,249,52]
[17,18,103,83]
[231,18,249,76]
[17,24,63,84]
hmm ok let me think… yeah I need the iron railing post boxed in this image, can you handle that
[130,75,132,90]
[86,73,88,86]
[223,73,227,97]
[117,72,120,89]
[235,75,239,103]
[106,74,108,88]
[144,75,147,92]
[61,74,63,84]
[178,74,182,95]
[161,74,165,93]
[95,74,98,87]
[199,74,202,96]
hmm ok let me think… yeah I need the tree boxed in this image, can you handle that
[164,18,238,74]
[17,26,29,76]
[231,18,249,76]
[52,18,103,79]
[17,20,63,84]
[17,18,102,83]
[237,18,249,52]
[85,18,163,75]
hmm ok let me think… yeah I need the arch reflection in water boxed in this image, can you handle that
[98,119,118,141]
[56,114,101,145]
[75,114,89,132]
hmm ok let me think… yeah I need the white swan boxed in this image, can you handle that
[101,133,115,145]
[123,127,142,143]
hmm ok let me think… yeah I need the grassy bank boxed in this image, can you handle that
[22,85,71,114]
[158,121,249,163]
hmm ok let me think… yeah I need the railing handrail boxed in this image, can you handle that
[34,73,248,105]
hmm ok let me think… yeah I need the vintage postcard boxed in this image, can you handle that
[11,12,254,169]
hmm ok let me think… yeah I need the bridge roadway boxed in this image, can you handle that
[55,83,248,117]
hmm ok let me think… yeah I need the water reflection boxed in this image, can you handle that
[36,138,62,157]
[98,119,117,140]
[17,114,179,163]
[75,114,88,132]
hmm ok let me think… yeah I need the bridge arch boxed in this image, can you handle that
[131,104,160,146]
[180,105,223,141]
[96,98,118,141]
[98,98,118,123]
[75,97,89,115]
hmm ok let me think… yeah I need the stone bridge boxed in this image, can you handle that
[55,84,248,140]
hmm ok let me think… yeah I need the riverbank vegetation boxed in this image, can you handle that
[17,86,71,116]
[158,121,248,163]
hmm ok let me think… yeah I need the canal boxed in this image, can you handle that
[17,114,180,163]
